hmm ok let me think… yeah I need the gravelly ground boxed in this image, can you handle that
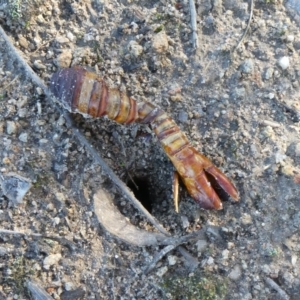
[0,1,300,299]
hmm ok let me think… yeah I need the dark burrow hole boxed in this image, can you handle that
[127,176,153,213]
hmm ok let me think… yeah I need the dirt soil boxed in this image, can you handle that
[0,0,300,299]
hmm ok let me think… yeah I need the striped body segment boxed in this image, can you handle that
[50,67,239,210]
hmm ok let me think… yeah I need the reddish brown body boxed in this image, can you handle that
[50,67,239,209]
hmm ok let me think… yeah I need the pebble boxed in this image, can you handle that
[286,35,294,42]
[54,50,73,68]
[33,60,46,70]
[241,213,252,225]
[295,143,300,156]
[156,266,168,277]
[291,255,297,266]
[206,257,214,265]
[43,253,62,270]
[262,126,275,139]
[275,152,287,164]
[196,239,208,252]
[0,173,32,204]
[178,111,188,123]
[6,121,17,135]
[152,31,169,53]
[167,255,177,266]
[53,217,60,225]
[233,87,246,98]
[64,282,75,291]
[181,215,189,228]
[56,36,70,44]
[18,35,29,49]
[127,40,143,58]
[240,59,254,74]
[264,67,274,80]
[18,132,28,142]
[228,265,242,280]
[278,56,290,70]
[66,31,75,42]
[222,249,229,260]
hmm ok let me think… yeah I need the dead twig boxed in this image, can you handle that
[189,0,199,49]
[232,0,254,53]
[144,229,205,274]
[144,245,176,274]
[265,277,290,300]
[0,229,76,251]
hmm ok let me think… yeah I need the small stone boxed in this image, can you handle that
[181,215,189,228]
[261,264,271,274]
[222,249,229,260]
[294,143,300,156]
[278,56,290,70]
[36,14,46,24]
[54,49,73,68]
[178,111,188,123]
[66,31,75,42]
[264,67,274,80]
[207,257,214,265]
[262,126,275,139]
[228,265,242,280]
[43,253,62,270]
[167,255,177,266]
[127,40,143,58]
[196,239,208,252]
[39,139,48,144]
[286,35,294,43]
[233,87,246,98]
[275,152,287,164]
[18,108,28,118]
[240,59,254,74]
[36,87,43,96]
[18,132,28,142]
[291,255,297,266]
[33,60,46,70]
[156,266,168,277]
[64,282,74,291]
[6,121,17,135]
[56,36,70,44]
[170,94,182,101]
[0,173,32,204]
[152,31,169,53]
[53,217,60,225]
[18,35,29,49]
[241,213,252,225]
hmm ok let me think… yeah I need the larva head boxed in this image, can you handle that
[49,67,88,111]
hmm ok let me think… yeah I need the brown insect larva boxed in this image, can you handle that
[50,66,239,210]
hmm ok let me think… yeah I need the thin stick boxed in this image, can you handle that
[145,230,205,273]
[232,0,254,53]
[0,25,169,237]
[189,0,199,49]
[144,245,176,274]
[0,229,76,251]
[265,277,290,300]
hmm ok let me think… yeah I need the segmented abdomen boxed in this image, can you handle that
[49,67,190,159]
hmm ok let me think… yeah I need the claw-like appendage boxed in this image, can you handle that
[168,146,239,210]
